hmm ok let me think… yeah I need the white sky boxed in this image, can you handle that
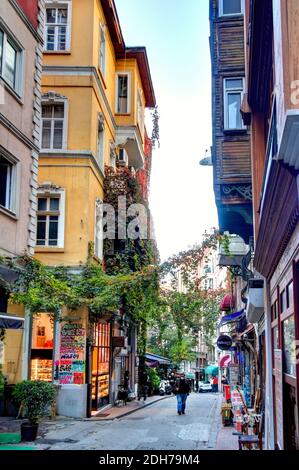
[115,0,218,261]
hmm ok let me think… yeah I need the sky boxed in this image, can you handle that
[115,0,218,261]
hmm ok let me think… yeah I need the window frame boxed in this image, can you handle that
[223,77,246,131]
[115,72,131,114]
[94,198,103,260]
[0,22,23,97]
[137,89,143,132]
[44,1,72,52]
[219,0,244,17]
[36,189,65,248]
[97,113,105,173]
[0,149,19,215]
[99,23,106,77]
[41,94,68,151]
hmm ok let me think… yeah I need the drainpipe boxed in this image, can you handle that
[264,278,275,449]
[22,309,31,380]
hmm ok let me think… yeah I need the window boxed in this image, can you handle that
[0,154,17,213]
[219,0,243,16]
[97,114,105,172]
[99,24,106,76]
[95,199,103,260]
[137,90,143,130]
[0,27,22,94]
[283,316,296,376]
[45,2,71,51]
[116,73,130,114]
[36,192,65,247]
[223,78,245,130]
[41,102,65,149]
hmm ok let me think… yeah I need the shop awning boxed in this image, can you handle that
[220,294,235,311]
[219,354,231,368]
[145,352,171,365]
[185,372,195,379]
[220,309,245,326]
[0,264,19,285]
[0,313,24,329]
[205,365,218,376]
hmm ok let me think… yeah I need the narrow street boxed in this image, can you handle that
[41,393,222,450]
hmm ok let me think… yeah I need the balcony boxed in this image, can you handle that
[218,234,249,267]
[246,279,264,324]
[115,127,145,170]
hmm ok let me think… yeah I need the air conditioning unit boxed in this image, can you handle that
[118,148,128,166]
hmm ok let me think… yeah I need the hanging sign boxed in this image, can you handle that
[59,323,86,385]
[217,334,233,351]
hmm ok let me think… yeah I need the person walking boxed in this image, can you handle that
[138,369,149,401]
[174,375,191,415]
[212,375,218,392]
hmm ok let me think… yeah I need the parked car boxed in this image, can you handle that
[198,381,213,393]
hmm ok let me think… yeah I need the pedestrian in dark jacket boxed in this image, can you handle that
[174,376,191,415]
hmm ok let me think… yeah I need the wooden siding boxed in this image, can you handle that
[210,0,252,204]
[221,139,251,178]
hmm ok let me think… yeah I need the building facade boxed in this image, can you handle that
[0,0,43,386]
[243,0,299,450]
[25,0,156,418]
[210,0,299,450]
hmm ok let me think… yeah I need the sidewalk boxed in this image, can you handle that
[84,394,171,421]
[216,424,239,450]
[0,395,171,450]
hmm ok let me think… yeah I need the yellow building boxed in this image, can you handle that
[25,0,156,417]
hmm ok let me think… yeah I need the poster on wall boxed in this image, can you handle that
[229,364,239,385]
[274,349,284,450]
[59,323,86,385]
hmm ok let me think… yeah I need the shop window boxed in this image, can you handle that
[45,2,71,51]
[283,315,296,376]
[30,313,54,382]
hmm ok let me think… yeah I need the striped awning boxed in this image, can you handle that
[219,354,231,368]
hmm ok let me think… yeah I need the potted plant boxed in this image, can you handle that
[12,380,56,441]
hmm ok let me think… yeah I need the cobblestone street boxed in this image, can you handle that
[33,393,225,450]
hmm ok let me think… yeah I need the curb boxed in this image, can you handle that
[84,395,172,421]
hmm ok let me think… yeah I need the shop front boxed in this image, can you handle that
[91,321,111,411]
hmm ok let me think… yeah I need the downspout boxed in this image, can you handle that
[265,277,275,449]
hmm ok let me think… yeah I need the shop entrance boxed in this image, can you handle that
[92,322,111,410]
[30,313,54,382]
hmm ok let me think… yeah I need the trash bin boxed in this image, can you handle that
[223,384,231,401]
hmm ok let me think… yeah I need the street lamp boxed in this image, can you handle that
[199,149,213,166]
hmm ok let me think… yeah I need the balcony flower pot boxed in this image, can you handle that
[12,380,56,442]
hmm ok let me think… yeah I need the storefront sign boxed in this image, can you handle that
[274,349,284,450]
[59,323,86,385]
[217,335,233,351]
